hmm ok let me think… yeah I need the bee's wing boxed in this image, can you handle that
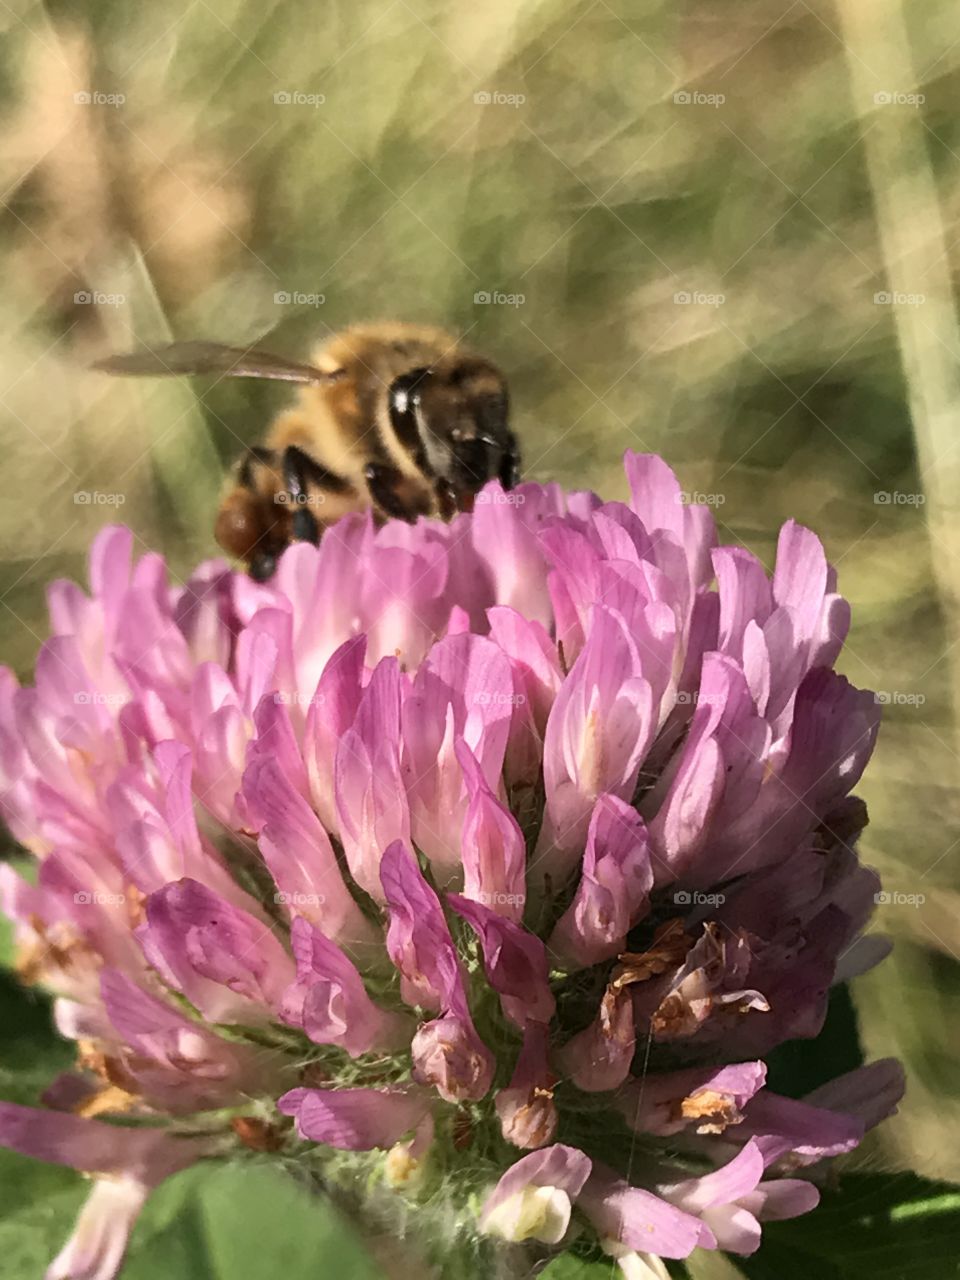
[93,341,342,384]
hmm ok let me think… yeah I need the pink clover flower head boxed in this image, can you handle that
[0,455,901,1277]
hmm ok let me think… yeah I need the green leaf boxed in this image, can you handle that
[0,855,38,971]
[733,1171,960,1280]
[190,1162,384,1280]
[0,909,14,974]
[0,962,88,1275]
[0,967,74,1105]
[540,1256,615,1279]
[763,984,864,1097]
[0,1178,88,1277]
[540,1257,695,1279]
[0,1158,388,1280]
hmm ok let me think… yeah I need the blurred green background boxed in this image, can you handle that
[2,0,960,1275]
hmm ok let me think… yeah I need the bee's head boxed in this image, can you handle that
[387,358,520,507]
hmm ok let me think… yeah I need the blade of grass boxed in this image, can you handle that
[838,0,960,757]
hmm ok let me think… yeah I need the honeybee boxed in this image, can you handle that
[95,323,520,580]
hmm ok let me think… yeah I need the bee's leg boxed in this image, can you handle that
[364,462,411,520]
[435,477,459,520]
[249,550,279,582]
[364,461,434,522]
[282,444,352,544]
[498,435,521,490]
[236,445,286,563]
[217,446,286,581]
